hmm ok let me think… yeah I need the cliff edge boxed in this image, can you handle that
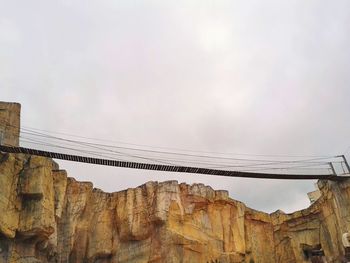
[0,101,349,262]
[0,152,349,262]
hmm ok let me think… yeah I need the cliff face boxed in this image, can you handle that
[0,152,350,263]
[0,101,349,262]
[0,102,20,147]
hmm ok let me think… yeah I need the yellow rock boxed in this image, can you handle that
[1,152,350,262]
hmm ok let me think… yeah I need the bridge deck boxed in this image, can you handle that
[1,145,349,181]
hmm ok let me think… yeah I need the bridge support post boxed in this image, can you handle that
[329,162,337,176]
[340,155,350,175]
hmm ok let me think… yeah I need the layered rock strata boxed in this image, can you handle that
[0,152,349,263]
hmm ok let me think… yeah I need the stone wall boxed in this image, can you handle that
[0,152,349,263]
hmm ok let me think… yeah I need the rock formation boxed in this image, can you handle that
[0,101,349,262]
[0,102,20,147]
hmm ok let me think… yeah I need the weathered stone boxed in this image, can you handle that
[0,102,20,147]
[1,152,350,262]
[17,156,56,239]
[0,153,23,238]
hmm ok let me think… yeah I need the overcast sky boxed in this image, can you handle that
[1,0,350,213]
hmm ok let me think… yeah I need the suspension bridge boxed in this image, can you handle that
[0,119,349,181]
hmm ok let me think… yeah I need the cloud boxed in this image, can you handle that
[1,0,350,212]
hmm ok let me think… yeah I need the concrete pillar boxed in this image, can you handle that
[0,101,21,147]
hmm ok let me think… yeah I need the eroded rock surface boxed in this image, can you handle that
[0,152,349,262]
[0,101,20,147]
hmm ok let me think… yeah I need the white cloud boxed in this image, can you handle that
[0,19,21,45]
[2,0,350,212]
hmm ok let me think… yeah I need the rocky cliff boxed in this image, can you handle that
[0,152,349,263]
[0,101,349,262]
